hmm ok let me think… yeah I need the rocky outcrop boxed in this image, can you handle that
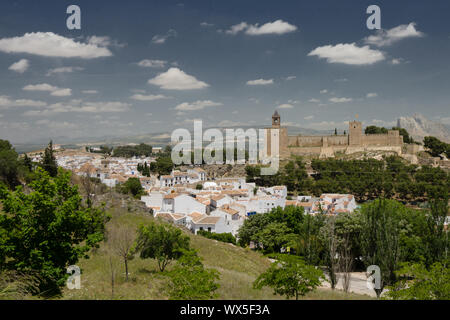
[397,114,450,143]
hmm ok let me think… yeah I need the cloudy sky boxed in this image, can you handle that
[1,0,449,144]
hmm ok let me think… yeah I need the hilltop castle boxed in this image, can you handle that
[263,111,403,159]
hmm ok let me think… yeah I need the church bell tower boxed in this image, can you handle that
[272,110,280,128]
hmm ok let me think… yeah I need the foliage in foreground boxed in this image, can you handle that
[253,254,324,300]
[135,221,190,271]
[0,168,109,292]
[165,249,220,300]
[385,262,450,300]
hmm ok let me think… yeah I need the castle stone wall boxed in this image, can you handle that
[263,112,403,160]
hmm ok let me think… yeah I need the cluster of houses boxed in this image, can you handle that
[142,176,358,237]
[33,150,359,238]
[37,152,159,190]
[160,168,207,187]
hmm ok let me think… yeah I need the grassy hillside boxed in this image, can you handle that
[61,206,372,300]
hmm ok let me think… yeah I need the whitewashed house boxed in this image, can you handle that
[162,193,206,215]
[210,194,233,209]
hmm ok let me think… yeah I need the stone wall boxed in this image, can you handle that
[263,113,404,160]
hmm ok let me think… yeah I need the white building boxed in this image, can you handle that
[162,193,206,215]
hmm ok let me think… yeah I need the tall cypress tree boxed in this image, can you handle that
[42,140,58,177]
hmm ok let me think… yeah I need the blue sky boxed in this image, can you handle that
[0,0,449,144]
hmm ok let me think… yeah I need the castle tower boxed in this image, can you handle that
[348,120,363,146]
[272,110,280,128]
[262,111,289,159]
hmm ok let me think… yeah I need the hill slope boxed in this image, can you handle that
[61,205,371,300]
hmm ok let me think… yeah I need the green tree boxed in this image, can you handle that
[166,249,220,300]
[424,196,449,265]
[0,139,20,188]
[391,127,413,144]
[237,213,271,247]
[365,126,388,134]
[153,156,174,176]
[42,140,58,177]
[0,168,109,292]
[22,154,33,172]
[253,254,324,300]
[423,136,448,158]
[386,262,450,300]
[121,177,144,197]
[135,222,190,271]
[296,213,325,265]
[267,205,305,234]
[359,199,405,297]
[255,222,297,253]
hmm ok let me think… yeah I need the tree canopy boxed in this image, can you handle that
[166,249,220,300]
[0,168,109,292]
[135,222,190,271]
[253,254,324,300]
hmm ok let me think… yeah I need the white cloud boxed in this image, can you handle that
[82,90,98,94]
[9,59,29,73]
[287,99,300,104]
[137,59,167,68]
[23,83,72,96]
[0,32,112,58]
[246,78,274,86]
[334,78,348,82]
[23,83,58,92]
[320,89,328,94]
[329,97,353,103]
[366,92,378,98]
[23,100,130,116]
[152,29,177,44]
[148,68,209,90]
[277,103,293,109]
[175,100,222,111]
[51,88,72,97]
[285,75,296,81]
[246,20,298,35]
[249,98,260,103]
[46,66,84,76]
[130,94,169,101]
[86,35,126,48]
[225,22,249,35]
[365,23,424,47]
[217,120,247,127]
[390,58,404,65]
[200,22,214,27]
[309,98,320,103]
[308,43,385,65]
[304,115,314,120]
[35,119,77,129]
[0,95,47,109]
[226,20,297,35]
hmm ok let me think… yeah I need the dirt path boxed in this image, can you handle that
[321,272,382,298]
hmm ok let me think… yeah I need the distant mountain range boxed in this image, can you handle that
[397,114,450,143]
[13,114,449,154]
